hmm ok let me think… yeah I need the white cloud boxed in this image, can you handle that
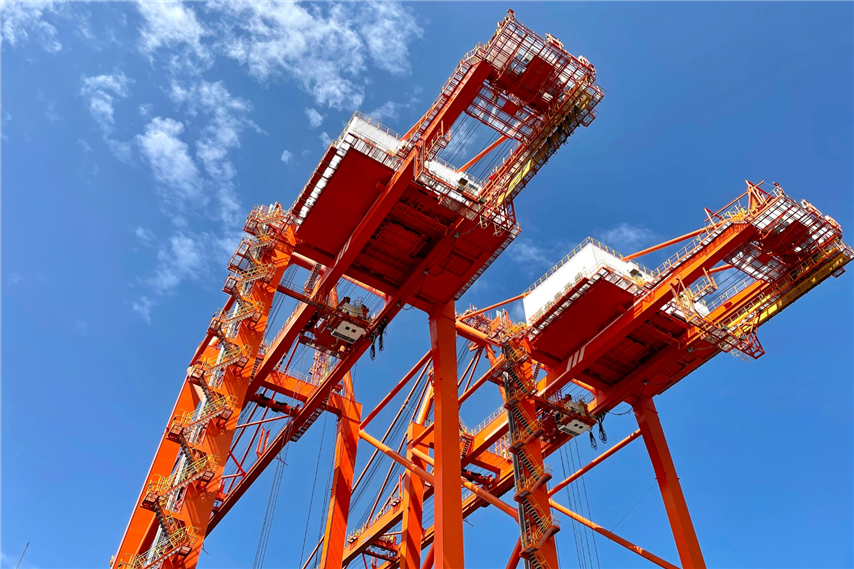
[80,71,133,160]
[1,0,62,52]
[44,100,61,122]
[368,101,400,122]
[8,272,23,285]
[76,138,93,152]
[1,110,10,141]
[280,149,292,164]
[139,103,153,116]
[508,239,553,268]
[135,226,156,244]
[319,131,332,147]
[80,72,131,129]
[136,1,210,70]
[598,223,659,254]
[304,107,324,128]
[150,232,207,293]
[358,2,423,75]
[169,80,259,227]
[132,296,155,323]
[210,2,421,110]
[135,117,204,204]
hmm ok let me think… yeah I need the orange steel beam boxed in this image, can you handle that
[460,292,527,319]
[458,135,509,173]
[456,320,501,346]
[189,296,235,366]
[623,227,709,261]
[549,499,680,569]
[361,351,431,429]
[290,251,390,301]
[549,429,642,496]
[359,430,518,520]
[709,263,734,274]
[505,540,521,569]
[410,360,501,450]
[319,392,360,569]
[428,299,466,568]
[400,424,428,569]
[409,448,518,519]
[421,546,435,569]
[633,396,706,569]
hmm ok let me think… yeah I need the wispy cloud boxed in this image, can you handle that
[136,0,211,72]
[133,81,260,308]
[211,2,422,110]
[280,149,292,164]
[597,223,659,254]
[508,239,553,268]
[1,110,10,141]
[168,79,261,230]
[135,116,204,205]
[135,226,156,244]
[80,71,133,160]
[1,0,62,52]
[150,232,208,293]
[368,101,401,122]
[132,296,155,323]
[304,107,324,128]
[358,2,423,75]
[319,131,332,147]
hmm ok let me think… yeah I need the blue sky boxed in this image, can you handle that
[1,2,852,568]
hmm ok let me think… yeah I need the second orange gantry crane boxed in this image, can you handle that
[112,10,851,569]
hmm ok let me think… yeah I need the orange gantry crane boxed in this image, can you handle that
[112,10,851,569]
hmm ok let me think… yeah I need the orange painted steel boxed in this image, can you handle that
[459,135,510,173]
[112,9,852,569]
[549,499,680,569]
[400,424,428,569]
[319,392,361,569]
[505,540,522,569]
[429,299,467,569]
[624,226,710,261]
[549,429,642,496]
[633,396,706,568]
[361,351,430,429]
[461,292,527,319]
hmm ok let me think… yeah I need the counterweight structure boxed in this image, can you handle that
[112,11,851,569]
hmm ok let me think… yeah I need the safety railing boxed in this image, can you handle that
[148,455,219,498]
[525,237,652,294]
[120,526,198,569]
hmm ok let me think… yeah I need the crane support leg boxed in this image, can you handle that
[319,394,361,569]
[633,396,706,569]
[399,424,428,569]
[428,299,466,569]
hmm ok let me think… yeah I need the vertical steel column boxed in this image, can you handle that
[320,389,360,569]
[428,299,465,569]
[399,424,427,569]
[633,396,706,569]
